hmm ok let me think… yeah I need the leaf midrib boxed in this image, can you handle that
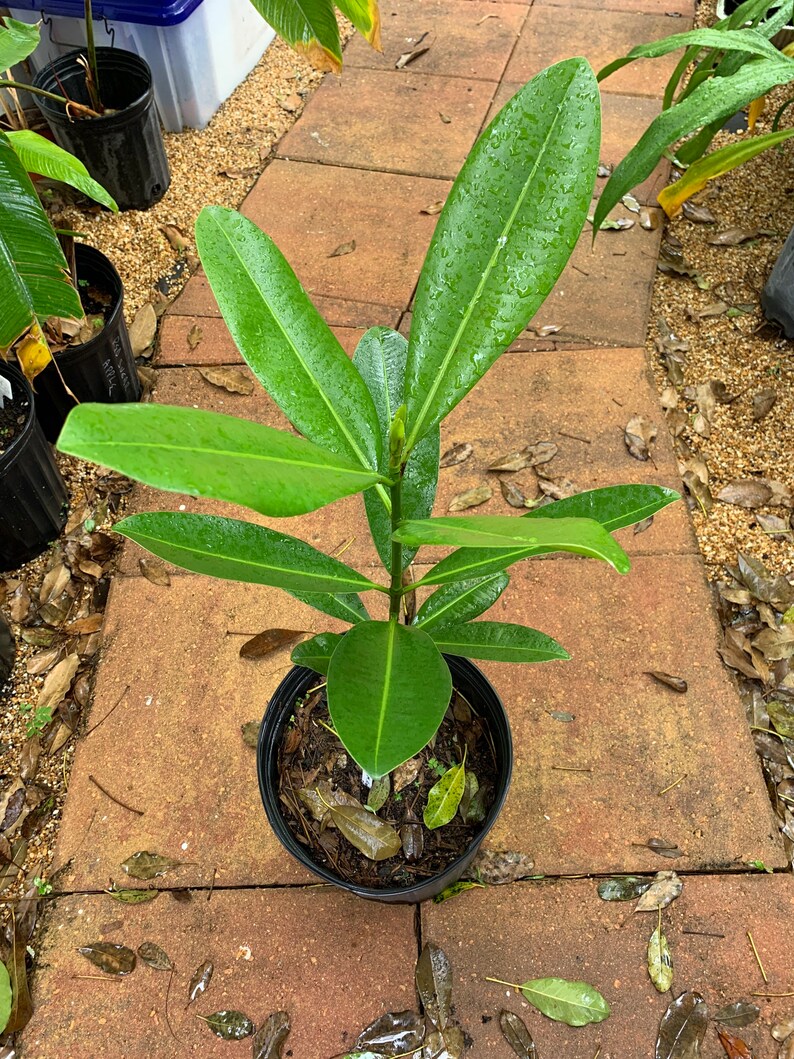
[373,622,397,772]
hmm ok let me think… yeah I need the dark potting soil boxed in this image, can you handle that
[0,389,29,456]
[277,686,498,889]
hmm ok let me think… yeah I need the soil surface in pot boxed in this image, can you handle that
[0,390,29,456]
[277,685,498,890]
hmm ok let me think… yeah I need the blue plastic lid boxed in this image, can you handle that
[9,0,204,27]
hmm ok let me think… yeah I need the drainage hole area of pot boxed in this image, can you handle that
[277,688,497,890]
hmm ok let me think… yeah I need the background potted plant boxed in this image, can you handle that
[57,57,679,901]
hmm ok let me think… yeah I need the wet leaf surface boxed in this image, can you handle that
[198,366,255,395]
[635,871,683,912]
[448,486,491,512]
[716,1028,754,1058]
[188,959,213,1003]
[625,416,658,461]
[432,880,484,903]
[656,991,708,1059]
[356,1009,425,1055]
[366,774,390,812]
[240,628,306,659]
[4,917,33,1032]
[416,942,453,1031]
[121,851,182,880]
[106,886,159,904]
[136,941,172,970]
[439,442,473,467]
[463,849,536,885]
[252,1010,291,1059]
[597,876,652,902]
[199,1010,254,1040]
[500,479,529,508]
[499,1009,538,1058]
[714,1002,760,1029]
[516,977,610,1027]
[138,557,171,586]
[644,837,683,859]
[645,671,688,693]
[78,942,136,976]
[424,759,466,829]
[648,921,673,992]
[328,800,402,860]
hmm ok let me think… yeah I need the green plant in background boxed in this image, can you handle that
[0,18,117,378]
[19,702,53,739]
[246,0,381,74]
[594,0,794,226]
[58,57,679,783]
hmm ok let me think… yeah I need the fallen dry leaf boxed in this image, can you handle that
[624,416,657,461]
[37,654,79,713]
[279,93,302,113]
[489,442,557,472]
[708,226,772,247]
[396,38,432,69]
[449,486,491,512]
[681,200,716,224]
[328,239,356,258]
[421,200,445,216]
[139,558,171,587]
[239,629,306,660]
[129,304,157,357]
[440,442,473,467]
[198,367,254,395]
[751,387,776,421]
[187,324,203,351]
[717,480,773,509]
[161,224,190,253]
[500,480,527,508]
[645,671,688,693]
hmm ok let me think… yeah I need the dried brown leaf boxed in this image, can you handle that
[187,324,203,350]
[328,239,356,258]
[198,366,254,395]
[440,442,473,467]
[752,387,776,421]
[500,480,527,508]
[448,486,491,512]
[625,415,657,461]
[129,303,157,356]
[421,200,445,216]
[139,557,171,586]
[239,629,306,659]
[645,671,688,693]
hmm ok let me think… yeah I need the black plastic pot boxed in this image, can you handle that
[0,611,14,688]
[258,655,513,904]
[34,244,142,443]
[762,223,794,337]
[33,47,170,211]
[0,361,68,572]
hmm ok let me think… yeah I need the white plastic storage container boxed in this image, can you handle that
[8,0,275,131]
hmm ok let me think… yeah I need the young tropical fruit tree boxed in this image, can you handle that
[58,58,679,786]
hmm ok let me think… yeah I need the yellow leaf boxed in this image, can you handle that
[16,322,52,382]
[748,95,766,131]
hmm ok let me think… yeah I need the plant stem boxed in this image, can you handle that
[388,471,403,621]
[0,79,101,118]
[83,0,102,112]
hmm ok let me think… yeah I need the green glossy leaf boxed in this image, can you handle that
[0,960,10,1035]
[367,773,390,811]
[397,516,630,574]
[354,327,439,568]
[7,131,117,211]
[200,1010,254,1040]
[327,621,451,778]
[597,876,652,902]
[594,58,794,232]
[424,758,466,829]
[659,129,794,215]
[0,131,82,351]
[116,513,385,596]
[403,58,600,450]
[519,977,611,1027]
[327,801,402,860]
[246,0,342,71]
[288,590,369,624]
[0,16,39,69]
[58,403,382,518]
[196,207,380,476]
[430,621,569,663]
[106,887,159,904]
[415,573,509,632]
[648,924,674,993]
[414,485,679,587]
[432,880,485,904]
[597,27,782,84]
[290,631,343,675]
[334,0,381,48]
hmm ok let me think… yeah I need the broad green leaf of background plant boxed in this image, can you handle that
[424,756,466,829]
[7,131,118,211]
[658,128,794,215]
[597,27,783,84]
[0,15,39,69]
[403,58,600,451]
[396,516,630,573]
[195,207,381,474]
[58,404,383,518]
[0,960,10,1035]
[414,573,509,631]
[429,621,569,663]
[411,485,678,587]
[288,591,369,625]
[291,631,343,674]
[594,57,794,231]
[517,978,610,1027]
[116,513,385,595]
[0,131,82,354]
[327,621,451,778]
[335,0,381,49]
[353,327,440,567]
[245,0,342,72]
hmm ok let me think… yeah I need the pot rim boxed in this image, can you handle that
[0,361,37,472]
[33,47,154,124]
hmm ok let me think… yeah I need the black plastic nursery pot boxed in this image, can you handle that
[0,361,68,572]
[34,244,142,443]
[258,655,513,904]
[33,47,170,211]
[761,223,794,338]
[0,611,15,687]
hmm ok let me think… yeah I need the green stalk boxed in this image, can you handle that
[388,473,403,621]
[84,0,102,113]
[0,79,101,118]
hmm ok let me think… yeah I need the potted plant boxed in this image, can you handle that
[57,57,680,901]
[21,1,171,210]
